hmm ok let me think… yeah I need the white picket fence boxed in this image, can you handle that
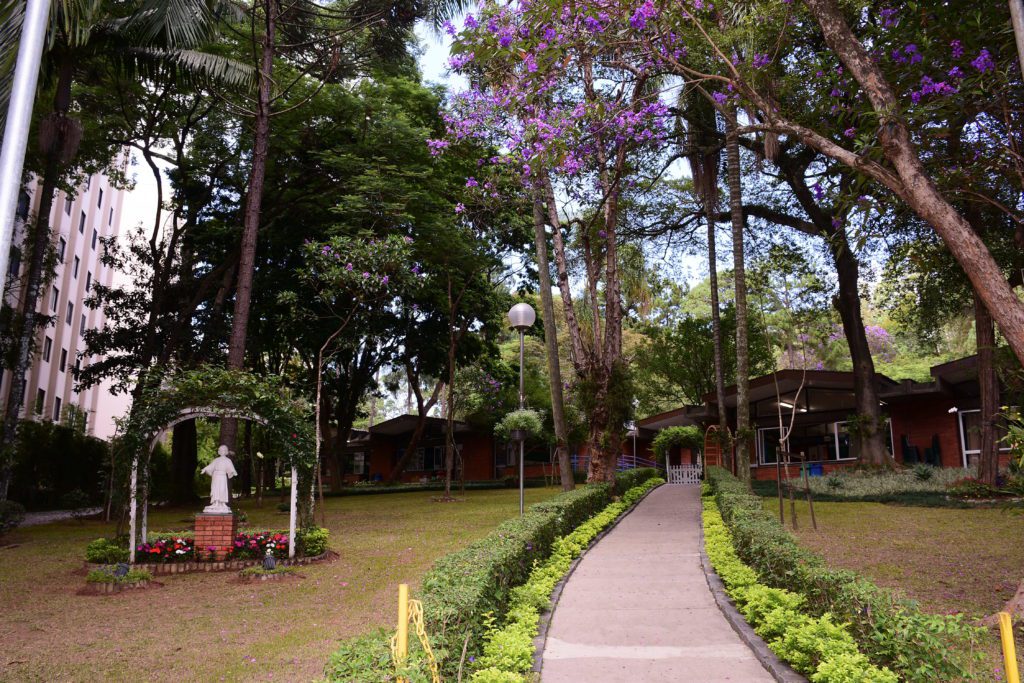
[667,462,702,485]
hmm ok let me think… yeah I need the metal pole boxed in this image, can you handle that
[396,583,410,681]
[518,328,525,515]
[288,465,297,558]
[0,0,51,285]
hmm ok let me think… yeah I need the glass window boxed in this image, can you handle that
[59,348,67,372]
[344,452,367,475]
[57,237,66,262]
[108,207,113,225]
[73,256,79,278]
[64,196,72,215]
[91,229,98,249]
[66,301,73,325]
[80,314,86,335]
[97,188,103,208]
[78,210,86,234]
[34,388,45,415]
[53,396,62,422]
[7,247,20,279]
[85,272,92,292]
[42,336,52,362]
[51,286,59,312]
[959,409,1011,456]
[16,190,30,220]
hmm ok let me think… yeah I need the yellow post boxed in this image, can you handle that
[396,583,409,682]
[1000,612,1021,683]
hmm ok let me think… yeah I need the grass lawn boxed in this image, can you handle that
[768,498,1024,675]
[0,487,558,682]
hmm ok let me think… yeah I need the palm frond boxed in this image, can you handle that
[0,0,26,129]
[125,0,237,48]
[129,47,255,89]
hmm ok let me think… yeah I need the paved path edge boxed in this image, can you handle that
[530,482,664,674]
[697,511,806,683]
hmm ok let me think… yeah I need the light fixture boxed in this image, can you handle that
[779,401,808,413]
[507,302,536,331]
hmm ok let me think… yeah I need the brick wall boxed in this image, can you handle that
[888,396,962,468]
[194,513,237,561]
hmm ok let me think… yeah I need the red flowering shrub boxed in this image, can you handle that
[134,530,291,562]
[231,531,290,560]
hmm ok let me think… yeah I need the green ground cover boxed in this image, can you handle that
[0,488,557,682]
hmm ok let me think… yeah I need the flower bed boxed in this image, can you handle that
[135,529,291,562]
[84,567,153,594]
[706,467,985,682]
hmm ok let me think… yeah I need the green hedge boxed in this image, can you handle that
[613,467,659,495]
[420,483,611,670]
[705,467,984,682]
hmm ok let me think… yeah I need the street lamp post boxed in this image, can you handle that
[507,302,536,515]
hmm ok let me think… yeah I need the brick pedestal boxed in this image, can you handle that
[195,513,237,561]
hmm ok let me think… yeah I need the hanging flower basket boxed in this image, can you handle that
[509,428,527,442]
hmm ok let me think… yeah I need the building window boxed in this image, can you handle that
[73,255,80,278]
[344,452,367,475]
[78,210,86,234]
[74,358,81,378]
[57,237,66,262]
[108,207,113,225]
[53,396,62,422]
[91,228,98,250]
[97,188,103,208]
[84,176,91,190]
[51,285,59,312]
[755,421,892,466]
[7,247,21,279]
[80,314,86,335]
[66,301,73,325]
[16,190,30,220]
[42,336,52,362]
[59,348,67,372]
[85,271,92,292]
[34,388,45,415]
[64,196,72,215]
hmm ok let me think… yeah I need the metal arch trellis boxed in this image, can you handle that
[122,366,315,564]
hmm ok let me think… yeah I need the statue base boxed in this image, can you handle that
[195,513,237,561]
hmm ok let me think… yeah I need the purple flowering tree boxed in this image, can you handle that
[439,0,673,482]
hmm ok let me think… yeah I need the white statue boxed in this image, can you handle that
[201,445,238,514]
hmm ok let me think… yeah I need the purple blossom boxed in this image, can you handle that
[843,127,856,138]
[498,30,514,48]
[752,53,771,69]
[948,66,964,79]
[346,263,353,271]
[811,183,824,200]
[447,52,474,70]
[970,49,995,73]
[463,14,478,29]
[879,7,898,27]
[465,177,479,187]
[454,203,465,214]
[712,91,728,105]
[950,40,964,59]
[904,44,922,64]
[381,275,389,285]
[362,272,370,279]
[426,138,449,156]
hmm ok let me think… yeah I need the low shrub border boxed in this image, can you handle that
[706,467,985,682]
[84,567,153,594]
[703,494,896,682]
[324,468,663,681]
[469,477,665,682]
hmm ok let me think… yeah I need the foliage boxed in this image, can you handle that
[130,529,300,563]
[945,477,1000,499]
[419,484,611,669]
[705,467,984,682]
[296,527,330,557]
[324,628,435,683]
[911,464,935,481]
[796,466,972,498]
[493,409,544,441]
[469,478,664,681]
[612,467,660,495]
[0,499,25,534]
[86,567,152,584]
[8,420,108,510]
[651,426,703,464]
[85,537,129,564]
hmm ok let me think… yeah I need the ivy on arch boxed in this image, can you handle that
[123,365,315,469]
[121,366,315,560]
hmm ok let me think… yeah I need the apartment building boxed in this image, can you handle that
[1,169,128,439]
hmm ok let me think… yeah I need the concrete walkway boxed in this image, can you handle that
[540,484,774,682]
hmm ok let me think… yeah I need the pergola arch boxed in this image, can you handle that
[122,367,314,563]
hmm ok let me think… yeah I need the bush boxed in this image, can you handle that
[86,537,130,564]
[86,567,151,584]
[0,500,26,534]
[946,477,999,498]
[705,467,983,682]
[9,420,108,509]
[297,527,330,556]
[651,426,703,465]
[911,464,935,481]
[613,467,659,495]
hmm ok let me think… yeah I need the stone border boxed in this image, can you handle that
[530,482,663,674]
[698,515,806,683]
[84,550,332,576]
[80,579,158,595]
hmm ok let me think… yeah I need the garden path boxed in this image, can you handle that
[540,484,774,682]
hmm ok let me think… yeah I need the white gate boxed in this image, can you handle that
[667,463,702,485]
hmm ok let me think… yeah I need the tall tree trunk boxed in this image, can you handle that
[387,368,442,481]
[169,420,200,503]
[975,293,1000,485]
[706,193,730,467]
[444,284,458,498]
[220,0,277,451]
[0,57,77,501]
[830,234,891,466]
[533,192,574,491]
[725,112,751,486]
